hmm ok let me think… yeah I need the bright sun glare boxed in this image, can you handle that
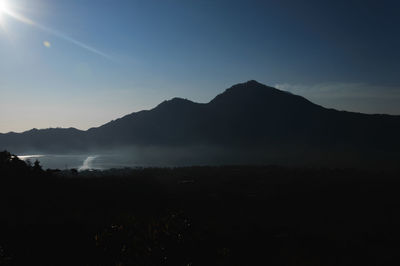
[0,1,9,21]
[0,1,8,12]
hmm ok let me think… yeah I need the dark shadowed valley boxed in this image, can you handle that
[1,151,400,265]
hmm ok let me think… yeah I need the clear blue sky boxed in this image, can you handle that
[0,0,399,133]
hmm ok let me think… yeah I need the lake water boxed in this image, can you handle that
[17,154,139,170]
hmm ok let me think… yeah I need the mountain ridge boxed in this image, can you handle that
[1,80,399,168]
[1,80,398,134]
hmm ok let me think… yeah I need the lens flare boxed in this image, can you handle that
[0,0,111,59]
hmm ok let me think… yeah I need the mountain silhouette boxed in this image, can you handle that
[1,80,400,167]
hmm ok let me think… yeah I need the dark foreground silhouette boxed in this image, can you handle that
[1,150,400,265]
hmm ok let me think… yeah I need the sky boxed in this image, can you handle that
[0,0,399,133]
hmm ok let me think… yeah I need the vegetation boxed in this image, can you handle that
[1,150,400,265]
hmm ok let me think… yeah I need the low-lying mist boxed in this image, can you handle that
[18,145,282,170]
[17,144,399,171]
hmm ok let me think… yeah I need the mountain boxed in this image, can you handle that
[1,80,400,167]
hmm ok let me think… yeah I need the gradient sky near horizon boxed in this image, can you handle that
[0,0,399,133]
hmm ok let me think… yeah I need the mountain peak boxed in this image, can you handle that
[209,80,290,105]
[222,80,283,95]
[158,97,193,106]
[243,80,264,86]
[155,97,197,111]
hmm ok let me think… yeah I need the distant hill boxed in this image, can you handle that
[1,80,400,167]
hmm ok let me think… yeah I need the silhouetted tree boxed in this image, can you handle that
[33,160,43,173]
